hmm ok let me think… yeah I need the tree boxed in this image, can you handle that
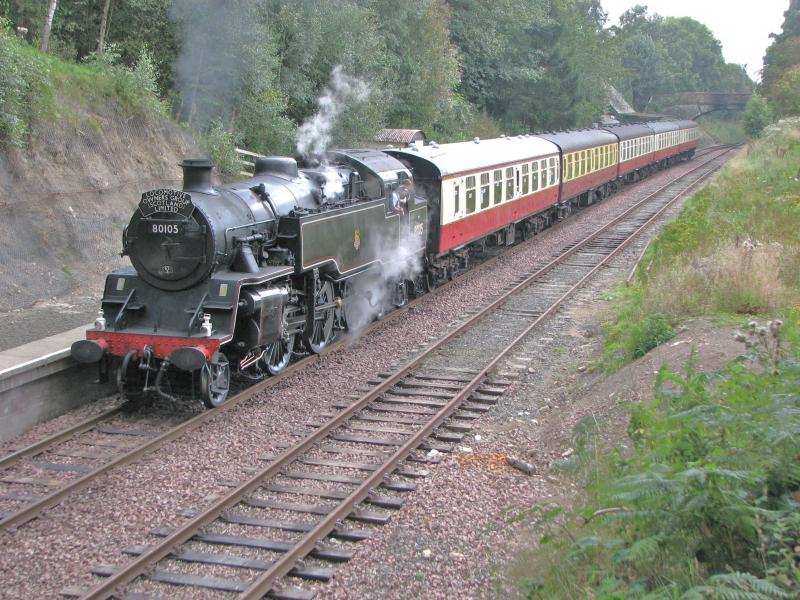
[742,94,772,138]
[762,0,800,117]
[449,0,551,122]
[40,0,57,52]
[612,7,754,110]
[97,0,111,54]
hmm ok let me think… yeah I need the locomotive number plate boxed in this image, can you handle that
[149,222,182,235]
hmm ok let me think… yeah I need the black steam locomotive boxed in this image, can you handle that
[71,152,428,406]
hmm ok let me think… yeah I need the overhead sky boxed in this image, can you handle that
[601,0,789,81]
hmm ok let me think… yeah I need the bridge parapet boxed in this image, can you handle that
[647,92,752,118]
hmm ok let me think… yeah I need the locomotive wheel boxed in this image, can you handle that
[116,350,143,401]
[261,334,295,376]
[201,352,230,408]
[305,280,335,353]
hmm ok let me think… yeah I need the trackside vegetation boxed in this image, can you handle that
[512,122,800,598]
[604,121,800,370]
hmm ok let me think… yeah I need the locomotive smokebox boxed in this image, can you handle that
[180,158,215,194]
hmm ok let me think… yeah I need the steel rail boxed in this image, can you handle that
[78,146,733,600]
[0,404,126,471]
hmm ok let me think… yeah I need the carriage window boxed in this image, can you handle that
[521,164,529,195]
[566,155,572,181]
[550,157,557,184]
[494,170,503,204]
[480,172,490,209]
[540,159,547,187]
[466,175,476,214]
[506,167,514,199]
[531,162,539,191]
[581,151,587,176]
[454,183,460,214]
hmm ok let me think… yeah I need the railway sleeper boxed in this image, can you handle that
[87,564,316,599]
[244,496,392,525]
[178,509,370,541]
[149,528,355,562]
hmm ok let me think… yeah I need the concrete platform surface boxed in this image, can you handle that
[0,323,91,376]
[0,323,114,444]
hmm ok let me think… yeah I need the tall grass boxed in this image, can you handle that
[603,121,800,368]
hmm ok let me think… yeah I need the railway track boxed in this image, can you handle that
[57,146,735,599]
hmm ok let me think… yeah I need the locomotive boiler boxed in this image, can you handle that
[71,152,428,406]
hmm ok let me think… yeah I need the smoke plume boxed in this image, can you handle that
[169,0,260,130]
[296,65,370,160]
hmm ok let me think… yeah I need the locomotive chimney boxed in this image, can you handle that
[180,158,215,194]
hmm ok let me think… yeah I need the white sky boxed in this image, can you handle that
[601,0,789,81]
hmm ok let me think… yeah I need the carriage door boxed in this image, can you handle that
[453,181,462,220]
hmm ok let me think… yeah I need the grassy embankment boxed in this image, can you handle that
[0,19,165,149]
[513,121,800,599]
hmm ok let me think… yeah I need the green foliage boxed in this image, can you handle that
[611,8,754,111]
[202,119,240,182]
[762,1,800,117]
[696,112,747,145]
[515,316,800,598]
[743,94,774,138]
[0,19,52,146]
[767,66,800,119]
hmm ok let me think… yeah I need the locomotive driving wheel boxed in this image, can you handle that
[116,350,144,401]
[201,352,230,408]
[261,333,295,376]
[305,279,335,353]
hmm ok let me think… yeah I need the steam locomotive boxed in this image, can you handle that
[71,120,699,407]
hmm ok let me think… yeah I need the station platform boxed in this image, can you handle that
[0,324,115,443]
[0,323,90,374]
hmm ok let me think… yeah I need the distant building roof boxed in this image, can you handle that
[374,128,426,144]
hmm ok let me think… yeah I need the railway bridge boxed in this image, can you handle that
[646,92,752,119]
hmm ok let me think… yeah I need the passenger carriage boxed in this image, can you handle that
[388,136,563,283]
[538,129,619,206]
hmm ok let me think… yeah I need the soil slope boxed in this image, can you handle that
[0,113,198,349]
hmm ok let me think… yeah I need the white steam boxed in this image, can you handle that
[296,65,370,160]
[343,223,425,335]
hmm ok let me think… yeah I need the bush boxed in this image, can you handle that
[742,94,773,138]
[768,66,800,118]
[517,315,800,599]
[203,120,241,182]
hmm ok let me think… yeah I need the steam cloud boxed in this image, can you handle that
[169,0,259,130]
[296,65,370,160]
[343,226,425,335]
